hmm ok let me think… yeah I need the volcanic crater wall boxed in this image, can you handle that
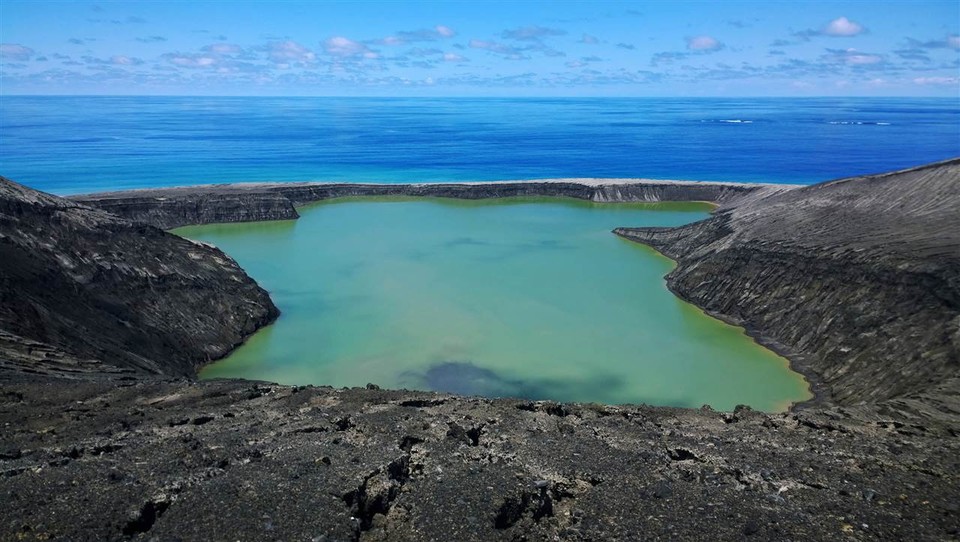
[0,176,279,378]
[616,158,960,416]
[67,164,960,419]
[71,179,783,230]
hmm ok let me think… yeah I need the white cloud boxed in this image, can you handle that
[846,53,881,65]
[442,52,467,62]
[827,48,882,65]
[379,26,456,45]
[905,35,960,50]
[469,39,526,59]
[792,17,867,41]
[164,43,247,70]
[203,43,243,54]
[650,51,688,65]
[823,17,865,37]
[266,40,316,63]
[408,47,442,57]
[323,36,376,59]
[80,54,145,67]
[0,43,35,61]
[110,55,142,65]
[166,54,220,68]
[913,76,959,85]
[580,34,599,44]
[501,26,566,41]
[686,35,723,51]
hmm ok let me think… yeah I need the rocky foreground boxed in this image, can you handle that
[2,376,957,542]
[1,162,959,541]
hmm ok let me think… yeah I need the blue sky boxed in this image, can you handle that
[1,1,958,96]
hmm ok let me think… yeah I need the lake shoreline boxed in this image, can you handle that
[181,196,806,412]
[76,178,809,411]
[626,241,823,412]
[613,157,959,414]
[65,159,959,415]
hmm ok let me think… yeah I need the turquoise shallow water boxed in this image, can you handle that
[177,197,810,412]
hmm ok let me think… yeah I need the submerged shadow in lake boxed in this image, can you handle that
[334,261,367,279]
[402,361,627,402]
[521,239,573,251]
[405,237,575,263]
[442,236,491,249]
[474,239,577,263]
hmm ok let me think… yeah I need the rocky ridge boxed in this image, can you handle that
[616,158,960,422]
[71,178,788,230]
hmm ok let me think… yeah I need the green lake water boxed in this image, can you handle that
[176,197,811,412]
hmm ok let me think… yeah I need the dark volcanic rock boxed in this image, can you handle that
[0,176,278,377]
[76,188,301,230]
[616,158,960,418]
[0,377,957,541]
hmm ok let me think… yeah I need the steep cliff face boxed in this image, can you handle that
[616,159,960,415]
[589,181,787,204]
[0,177,279,377]
[75,189,300,230]
[71,179,783,229]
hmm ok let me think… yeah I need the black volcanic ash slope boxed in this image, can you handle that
[0,176,278,378]
[617,158,960,416]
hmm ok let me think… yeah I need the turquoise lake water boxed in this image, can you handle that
[177,197,811,412]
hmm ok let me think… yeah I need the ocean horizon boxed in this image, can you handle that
[2,95,958,195]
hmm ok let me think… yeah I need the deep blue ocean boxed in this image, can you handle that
[1,96,957,195]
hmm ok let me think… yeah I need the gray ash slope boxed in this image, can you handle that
[616,158,960,421]
[1,163,959,541]
[0,176,278,378]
